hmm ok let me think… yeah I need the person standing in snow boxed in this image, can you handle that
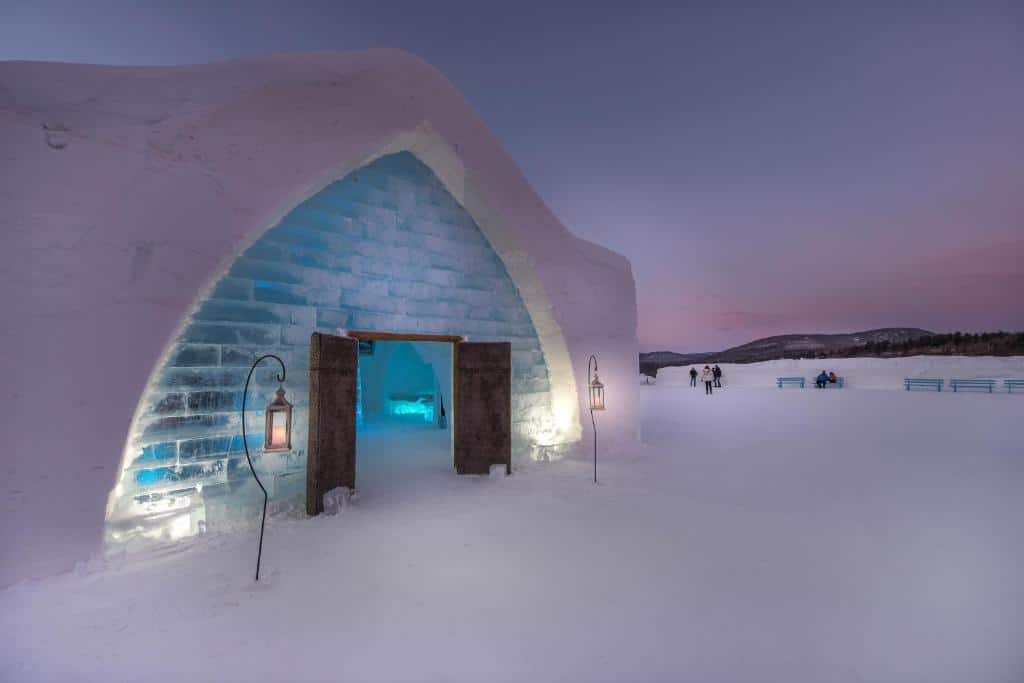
[701,365,714,395]
[713,364,723,388]
[689,367,698,387]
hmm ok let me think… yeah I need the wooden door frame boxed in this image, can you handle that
[346,331,464,344]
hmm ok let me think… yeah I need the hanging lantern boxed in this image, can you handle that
[589,371,605,411]
[264,385,292,452]
[586,355,604,485]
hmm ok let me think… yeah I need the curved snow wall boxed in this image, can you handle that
[106,152,553,548]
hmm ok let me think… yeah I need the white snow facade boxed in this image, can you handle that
[0,50,639,585]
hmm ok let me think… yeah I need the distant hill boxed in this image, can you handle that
[641,328,934,376]
[641,328,1024,377]
[712,327,935,363]
[639,350,714,368]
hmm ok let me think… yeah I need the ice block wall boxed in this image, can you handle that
[106,152,553,548]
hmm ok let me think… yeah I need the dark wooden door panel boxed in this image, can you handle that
[306,332,357,515]
[454,342,511,475]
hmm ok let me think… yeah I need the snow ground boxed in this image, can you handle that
[657,355,1024,389]
[2,386,1022,682]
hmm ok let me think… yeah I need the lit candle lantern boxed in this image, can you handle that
[586,354,604,484]
[589,372,605,411]
[264,386,292,452]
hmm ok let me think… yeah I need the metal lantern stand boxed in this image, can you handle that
[587,354,605,484]
[241,354,287,582]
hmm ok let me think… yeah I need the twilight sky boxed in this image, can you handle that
[3,1,1022,351]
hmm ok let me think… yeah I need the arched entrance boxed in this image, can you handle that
[106,152,556,549]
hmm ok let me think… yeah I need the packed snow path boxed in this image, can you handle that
[2,387,1021,682]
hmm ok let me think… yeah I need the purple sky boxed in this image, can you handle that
[4,1,1022,351]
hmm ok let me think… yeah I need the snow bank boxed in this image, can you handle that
[658,355,1024,389]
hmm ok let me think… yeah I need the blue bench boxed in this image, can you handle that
[905,378,943,392]
[777,376,805,388]
[1006,379,1024,394]
[812,376,845,388]
[950,378,995,393]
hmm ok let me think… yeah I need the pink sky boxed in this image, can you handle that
[3,2,1022,352]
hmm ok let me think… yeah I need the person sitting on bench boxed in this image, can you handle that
[828,371,838,384]
[815,371,829,388]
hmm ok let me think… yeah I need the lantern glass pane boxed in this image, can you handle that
[270,410,287,447]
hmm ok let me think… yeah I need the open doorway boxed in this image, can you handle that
[355,336,454,498]
[306,331,511,515]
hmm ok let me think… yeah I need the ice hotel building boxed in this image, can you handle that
[1,50,639,585]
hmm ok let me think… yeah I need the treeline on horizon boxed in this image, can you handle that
[640,331,1024,377]
[816,331,1024,359]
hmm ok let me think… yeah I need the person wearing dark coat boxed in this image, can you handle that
[815,370,829,388]
[713,364,723,388]
[689,367,698,387]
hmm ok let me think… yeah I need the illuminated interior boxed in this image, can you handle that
[356,340,454,490]
[358,340,451,427]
